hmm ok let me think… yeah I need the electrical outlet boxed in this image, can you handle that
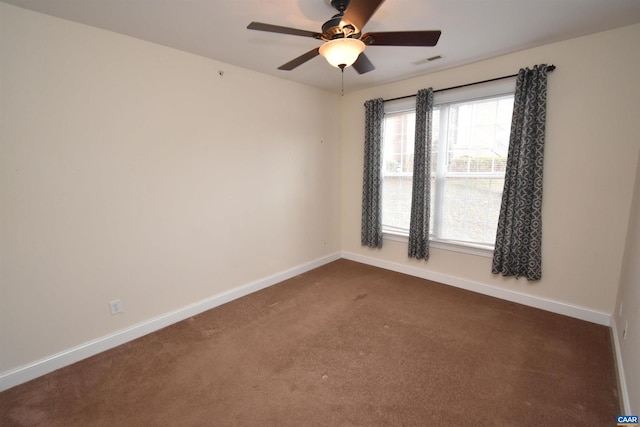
[109,299,124,315]
[623,321,628,340]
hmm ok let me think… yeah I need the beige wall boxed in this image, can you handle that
[340,23,640,314]
[614,150,640,413]
[0,3,341,373]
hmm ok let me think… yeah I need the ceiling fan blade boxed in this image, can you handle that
[362,31,441,46]
[352,53,375,74]
[278,48,321,71]
[247,22,322,39]
[343,0,385,32]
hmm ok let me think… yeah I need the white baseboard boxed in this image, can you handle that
[341,251,612,326]
[610,317,631,413]
[0,252,341,392]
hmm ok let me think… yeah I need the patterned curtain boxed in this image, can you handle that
[408,89,434,260]
[492,65,551,280]
[361,98,384,248]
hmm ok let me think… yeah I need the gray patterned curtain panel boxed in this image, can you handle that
[408,88,434,260]
[361,98,384,248]
[492,64,551,280]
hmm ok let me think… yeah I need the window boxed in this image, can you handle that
[381,80,515,251]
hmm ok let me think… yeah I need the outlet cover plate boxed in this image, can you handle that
[109,299,124,315]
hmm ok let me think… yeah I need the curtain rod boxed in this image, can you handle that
[382,64,556,103]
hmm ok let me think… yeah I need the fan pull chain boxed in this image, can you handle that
[340,64,345,96]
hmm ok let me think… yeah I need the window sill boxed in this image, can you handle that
[382,232,494,258]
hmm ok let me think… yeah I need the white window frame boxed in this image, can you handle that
[381,78,516,257]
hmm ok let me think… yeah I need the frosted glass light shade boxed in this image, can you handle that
[319,38,365,68]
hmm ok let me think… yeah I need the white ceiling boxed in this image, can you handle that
[4,0,640,94]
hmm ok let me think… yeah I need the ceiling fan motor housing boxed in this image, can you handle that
[322,14,359,40]
[323,0,359,41]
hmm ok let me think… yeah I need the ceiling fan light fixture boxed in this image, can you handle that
[319,38,365,68]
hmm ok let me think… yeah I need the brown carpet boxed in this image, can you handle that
[0,259,619,426]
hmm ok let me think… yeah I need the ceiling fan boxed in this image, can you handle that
[247,0,441,74]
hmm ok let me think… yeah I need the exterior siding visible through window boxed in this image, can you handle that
[381,84,515,250]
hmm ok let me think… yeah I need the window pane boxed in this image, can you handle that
[382,112,415,233]
[439,95,513,246]
[382,175,413,233]
[446,96,511,174]
[383,112,415,173]
[440,176,505,245]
